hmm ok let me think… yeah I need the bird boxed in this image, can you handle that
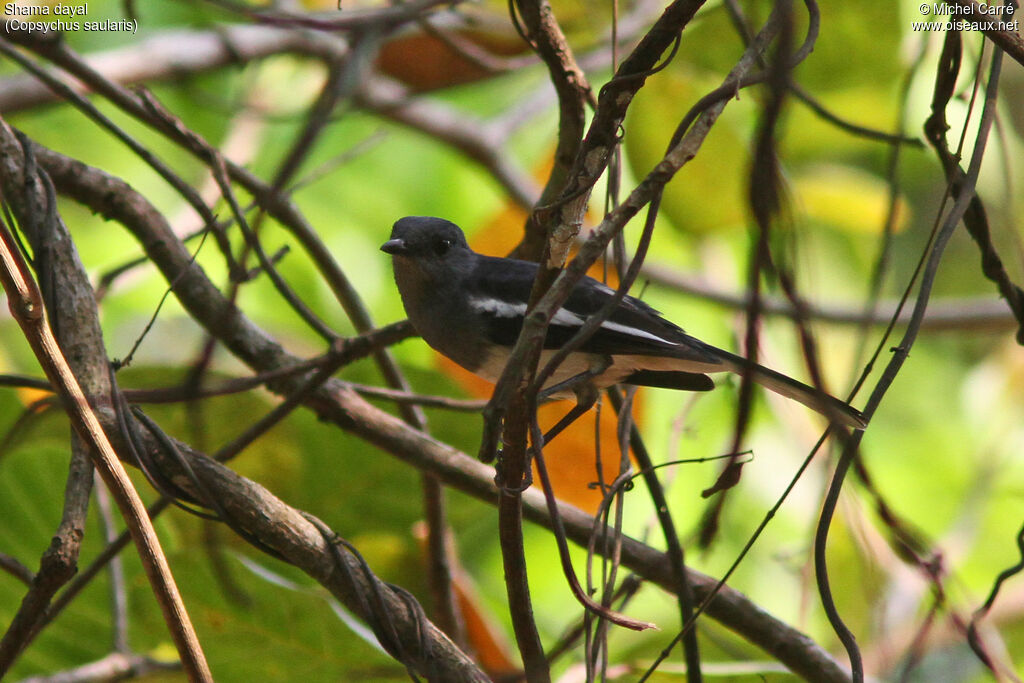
[381,216,866,435]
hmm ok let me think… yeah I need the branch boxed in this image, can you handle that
[199,0,458,32]
[815,37,1003,683]
[642,264,1021,331]
[355,74,540,209]
[511,0,592,260]
[0,161,95,661]
[0,24,344,113]
[524,0,706,264]
[15,651,180,683]
[923,24,1024,344]
[947,0,1024,67]
[479,0,778,464]
[721,0,922,148]
[0,123,212,682]
[0,554,34,586]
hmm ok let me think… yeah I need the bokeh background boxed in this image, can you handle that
[1,0,1024,680]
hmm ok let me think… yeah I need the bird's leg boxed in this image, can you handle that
[492,357,611,492]
[496,382,599,494]
[541,381,598,445]
[536,354,612,403]
[538,355,611,446]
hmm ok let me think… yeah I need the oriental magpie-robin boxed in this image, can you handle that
[381,216,866,431]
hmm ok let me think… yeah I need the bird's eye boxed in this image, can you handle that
[434,239,452,256]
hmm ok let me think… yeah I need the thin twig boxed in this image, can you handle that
[200,0,457,32]
[496,396,550,682]
[0,24,345,113]
[528,417,655,631]
[15,651,181,683]
[511,0,593,260]
[93,473,130,654]
[356,75,540,210]
[815,39,1002,683]
[642,265,1020,331]
[722,0,922,149]
[349,383,486,412]
[0,554,33,586]
[0,39,240,279]
[947,0,1024,66]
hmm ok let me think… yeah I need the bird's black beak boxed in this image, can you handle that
[380,238,407,255]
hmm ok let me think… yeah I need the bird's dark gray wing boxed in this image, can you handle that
[467,255,722,366]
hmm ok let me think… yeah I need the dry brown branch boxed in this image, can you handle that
[200,0,457,32]
[1,159,98,658]
[16,651,180,683]
[479,0,778,464]
[521,0,706,264]
[473,12,714,672]
[642,264,1021,331]
[494,12,600,660]
[356,74,541,210]
[484,16,588,669]
[474,17,717,636]
[0,25,344,113]
[947,0,1024,66]
[511,0,593,263]
[0,124,212,682]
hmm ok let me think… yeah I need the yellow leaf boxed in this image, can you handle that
[793,164,908,234]
[625,64,748,236]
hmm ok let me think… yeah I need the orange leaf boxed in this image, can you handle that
[376,28,529,92]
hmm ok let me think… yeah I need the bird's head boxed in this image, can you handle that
[382,216,471,268]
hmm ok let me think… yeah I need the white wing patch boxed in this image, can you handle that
[552,307,585,326]
[470,295,677,345]
[554,300,679,346]
[599,320,678,345]
[469,296,527,318]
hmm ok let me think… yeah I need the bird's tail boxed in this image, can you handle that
[713,349,867,429]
